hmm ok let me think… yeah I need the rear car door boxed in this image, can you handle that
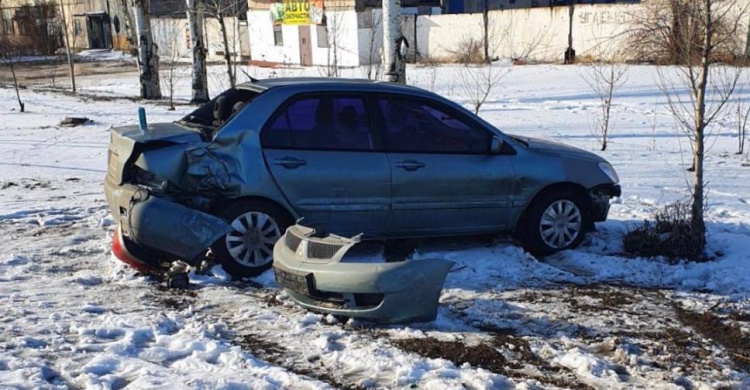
[261,93,391,236]
[375,94,515,235]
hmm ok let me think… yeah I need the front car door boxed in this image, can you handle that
[261,93,390,236]
[374,94,516,235]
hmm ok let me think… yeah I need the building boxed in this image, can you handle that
[246,0,439,67]
[0,0,62,54]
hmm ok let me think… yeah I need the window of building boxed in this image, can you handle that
[262,95,374,151]
[1,9,13,35]
[273,24,283,46]
[74,19,82,36]
[316,24,328,48]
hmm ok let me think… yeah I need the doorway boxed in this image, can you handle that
[298,25,312,66]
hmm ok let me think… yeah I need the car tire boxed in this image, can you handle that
[519,189,590,256]
[211,200,293,278]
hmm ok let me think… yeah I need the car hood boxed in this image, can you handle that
[510,135,605,162]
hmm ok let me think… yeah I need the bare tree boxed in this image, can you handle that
[128,0,162,99]
[737,83,750,155]
[361,12,383,80]
[159,19,185,110]
[628,0,744,64]
[186,0,209,102]
[57,0,75,92]
[205,0,245,88]
[458,63,508,115]
[580,60,628,151]
[0,49,25,112]
[321,11,343,78]
[656,0,748,242]
[482,0,490,64]
[383,0,405,83]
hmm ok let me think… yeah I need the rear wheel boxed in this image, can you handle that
[520,190,589,256]
[211,200,293,278]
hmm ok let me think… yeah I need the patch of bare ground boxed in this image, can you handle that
[394,327,595,390]
[562,286,637,313]
[393,337,508,372]
[235,334,364,390]
[674,305,750,373]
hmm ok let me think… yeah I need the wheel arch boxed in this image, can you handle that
[210,195,297,223]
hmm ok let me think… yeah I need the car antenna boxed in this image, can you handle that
[238,68,259,83]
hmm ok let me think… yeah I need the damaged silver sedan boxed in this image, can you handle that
[104,78,620,278]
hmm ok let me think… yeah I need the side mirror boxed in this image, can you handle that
[491,136,504,155]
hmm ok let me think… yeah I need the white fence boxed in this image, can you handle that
[411,2,750,63]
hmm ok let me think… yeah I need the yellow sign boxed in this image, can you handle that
[271,0,324,25]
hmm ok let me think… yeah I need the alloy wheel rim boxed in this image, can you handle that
[539,200,582,249]
[225,211,280,267]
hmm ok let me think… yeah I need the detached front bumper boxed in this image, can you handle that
[104,178,231,267]
[588,183,621,222]
[272,225,454,324]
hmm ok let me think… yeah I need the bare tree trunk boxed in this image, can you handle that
[217,14,235,88]
[482,0,489,64]
[739,103,746,154]
[187,0,209,102]
[130,0,161,99]
[565,3,575,64]
[58,0,76,92]
[7,57,25,112]
[383,0,405,83]
[691,0,712,237]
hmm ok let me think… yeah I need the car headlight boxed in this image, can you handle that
[598,162,619,183]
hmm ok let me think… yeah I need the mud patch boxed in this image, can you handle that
[674,305,750,372]
[392,337,507,374]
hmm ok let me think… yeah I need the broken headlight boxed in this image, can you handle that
[134,168,169,192]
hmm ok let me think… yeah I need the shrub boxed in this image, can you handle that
[623,202,706,262]
[449,37,483,65]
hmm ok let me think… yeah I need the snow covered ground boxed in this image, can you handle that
[0,62,748,389]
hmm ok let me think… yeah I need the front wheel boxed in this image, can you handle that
[519,190,589,256]
[211,201,292,278]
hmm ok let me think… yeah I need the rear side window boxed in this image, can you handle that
[378,96,490,154]
[261,95,374,151]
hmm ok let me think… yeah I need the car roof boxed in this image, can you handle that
[237,77,426,94]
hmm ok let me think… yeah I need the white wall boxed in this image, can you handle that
[415,3,750,63]
[248,9,360,66]
[151,17,245,62]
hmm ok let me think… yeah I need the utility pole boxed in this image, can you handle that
[564,0,575,64]
[58,0,76,92]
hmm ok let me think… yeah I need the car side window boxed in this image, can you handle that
[378,96,490,154]
[262,95,374,151]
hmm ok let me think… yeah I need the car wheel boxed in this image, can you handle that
[520,190,589,256]
[211,200,292,278]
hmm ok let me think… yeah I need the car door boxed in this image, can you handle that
[261,93,391,236]
[375,94,516,235]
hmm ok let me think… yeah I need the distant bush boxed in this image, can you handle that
[449,37,483,64]
[623,202,706,263]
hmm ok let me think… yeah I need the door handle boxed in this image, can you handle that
[395,160,425,171]
[273,157,307,169]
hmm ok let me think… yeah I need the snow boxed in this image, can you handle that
[0,61,749,389]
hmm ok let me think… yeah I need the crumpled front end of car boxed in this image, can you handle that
[272,225,455,324]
